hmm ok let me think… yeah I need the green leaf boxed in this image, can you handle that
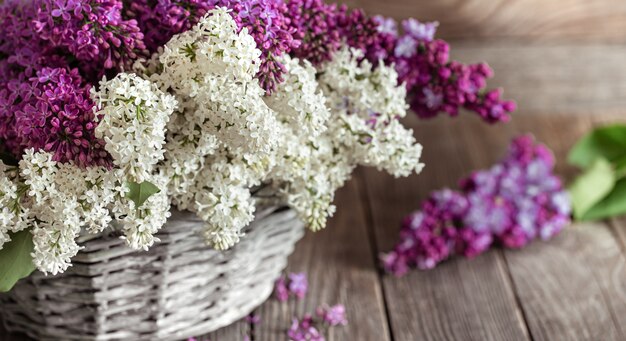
[126,181,161,208]
[0,229,35,292]
[568,124,626,168]
[568,158,615,220]
[581,178,626,221]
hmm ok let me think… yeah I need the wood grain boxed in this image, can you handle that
[361,115,531,341]
[254,179,392,341]
[338,0,626,43]
[504,222,626,341]
[450,43,626,116]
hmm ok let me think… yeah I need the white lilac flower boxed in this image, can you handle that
[93,73,177,183]
[264,55,331,137]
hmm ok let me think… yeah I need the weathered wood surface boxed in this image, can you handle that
[340,0,626,43]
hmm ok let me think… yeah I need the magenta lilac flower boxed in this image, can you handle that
[274,276,290,302]
[316,304,348,327]
[288,315,324,341]
[34,0,147,77]
[0,65,110,166]
[382,135,571,275]
[123,0,213,53]
[274,272,309,301]
[284,0,342,65]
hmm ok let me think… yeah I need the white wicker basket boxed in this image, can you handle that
[0,206,304,341]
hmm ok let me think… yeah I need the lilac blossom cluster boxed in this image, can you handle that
[374,17,516,123]
[0,0,145,165]
[382,135,571,275]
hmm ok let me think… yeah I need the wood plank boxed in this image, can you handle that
[339,0,626,43]
[503,222,626,340]
[362,114,530,341]
[450,43,626,116]
[610,218,626,252]
[254,179,392,341]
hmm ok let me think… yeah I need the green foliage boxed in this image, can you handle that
[568,124,626,168]
[568,158,615,220]
[126,181,161,208]
[0,230,35,292]
[568,124,626,221]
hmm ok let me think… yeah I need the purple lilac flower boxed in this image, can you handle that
[274,276,290,302]
[275,272,309,301]
[367,16,516,123]
[284,0,342,65]
[382,135,571,275]
[288,272,308,299]
[373,15,398,36]
[316,304,348,327]
[123,0,213,52]
[402,19,438,41]
[34,0,147,77]
[288,315,324,341]
[0,64,110,166]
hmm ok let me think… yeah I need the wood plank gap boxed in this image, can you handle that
[498,249,536,341]
[354,169,397,341]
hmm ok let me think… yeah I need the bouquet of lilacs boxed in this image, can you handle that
[0,0,513,290]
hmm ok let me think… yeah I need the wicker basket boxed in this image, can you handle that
[0,206,304,341]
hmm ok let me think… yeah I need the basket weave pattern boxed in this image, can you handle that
[0,207,304,341]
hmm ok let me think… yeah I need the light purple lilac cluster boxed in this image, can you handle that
[382,135,571,275]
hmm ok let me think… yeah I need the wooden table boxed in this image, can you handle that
[2,112,626,341]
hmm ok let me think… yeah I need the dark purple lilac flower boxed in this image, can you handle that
[33,0,147,77]
[284,0,342,65]
[382,135,571,275]
[123,0,213,52]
